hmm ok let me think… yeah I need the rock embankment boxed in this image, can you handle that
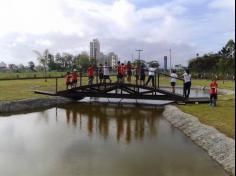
[0,97,73,114]
[163,105,235,176]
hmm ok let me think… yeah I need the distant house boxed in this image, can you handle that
[0,61,7,71]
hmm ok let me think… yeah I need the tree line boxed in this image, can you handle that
[188,39,235,79]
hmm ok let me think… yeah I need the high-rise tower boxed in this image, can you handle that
[90,39,100,61]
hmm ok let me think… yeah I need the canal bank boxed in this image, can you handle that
[163,105,235,176]
[0,88,234,175]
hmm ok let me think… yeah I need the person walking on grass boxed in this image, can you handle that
[170,69,178,93]
[103,62,112,83]
[209,78,218,107]
[87,64,94,86]
[145,64,157,87]
[182,69,191,99]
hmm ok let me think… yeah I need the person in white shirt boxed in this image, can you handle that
[170,69,178,93]
[145,65,157,87]
[103,62,112,83]
[182,69,191,98]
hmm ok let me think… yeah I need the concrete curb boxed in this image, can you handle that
[0,97,73,114]
[163,105,235,176]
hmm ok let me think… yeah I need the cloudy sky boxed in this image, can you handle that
[0,0,235,67]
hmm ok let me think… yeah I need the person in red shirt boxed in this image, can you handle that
[209,78,218,107]
[65,72,72,90]
[87,65,94,85]
[71,69,78,88]
[120,63,126,83]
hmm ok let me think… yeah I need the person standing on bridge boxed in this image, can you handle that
[170,69,178,93]
[71,69,78,88]
[145,64,157,87]
[182,69,191,99]
[135,63,140,85]
[103,62,112,83]
[126,61,132,83]
[65,71,72,90]
[87,64,94,86]
[116,61,124,83]
[139,64,146,86]
[99,64,103,84]
[120,63,126,83]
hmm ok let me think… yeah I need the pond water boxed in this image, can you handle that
[0,103,228,176]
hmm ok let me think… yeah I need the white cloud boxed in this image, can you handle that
[0,0,234,66]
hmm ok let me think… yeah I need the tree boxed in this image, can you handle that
[62,53,74,70]
[28,61,35,71]
[147,60,160,68]
[8,64,18,71]
[33,49,50,81]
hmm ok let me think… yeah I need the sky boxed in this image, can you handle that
[0,0,235,67]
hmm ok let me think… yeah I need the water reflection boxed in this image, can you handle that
[0,104,229,176]
[61,104,162,144]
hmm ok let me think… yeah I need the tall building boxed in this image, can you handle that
[90,39,100,61]
[107,52,118,67]
[164,56,167,70]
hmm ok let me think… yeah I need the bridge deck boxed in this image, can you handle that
[34,83,210,104]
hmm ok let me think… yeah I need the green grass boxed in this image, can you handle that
[178,94,235,138]
[0,71,66,79]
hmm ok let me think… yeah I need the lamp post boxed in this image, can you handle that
[135,49,143,64]
[169,48,172,70]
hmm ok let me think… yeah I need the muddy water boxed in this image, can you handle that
[0,104,228,176]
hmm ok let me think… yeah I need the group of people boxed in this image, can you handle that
[170,69,218,106]
[65,62,218,107]
[65,69,79,89]
[85,61,159,86]
[169,69,192,98]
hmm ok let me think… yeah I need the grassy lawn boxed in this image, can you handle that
[0,75,234,139]
[178,94,235,138]
[0,71,66,79]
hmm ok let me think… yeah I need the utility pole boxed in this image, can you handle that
[169,48,172,69]
[136,49,143,62]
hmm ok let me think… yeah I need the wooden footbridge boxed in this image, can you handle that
[34,72,210,104]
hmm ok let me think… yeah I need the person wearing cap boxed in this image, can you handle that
[71,69,78,88]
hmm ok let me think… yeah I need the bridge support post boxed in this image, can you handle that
[79,71,82,86]
[96,69,98,84]
[55,78,58,93]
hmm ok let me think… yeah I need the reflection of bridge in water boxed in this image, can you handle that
[35,72,210,104]
[58,104,162,143]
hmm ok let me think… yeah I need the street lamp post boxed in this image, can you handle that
[135,49,143,64]
[169,48,172,70]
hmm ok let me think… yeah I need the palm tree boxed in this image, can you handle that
[33,49,49,82]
